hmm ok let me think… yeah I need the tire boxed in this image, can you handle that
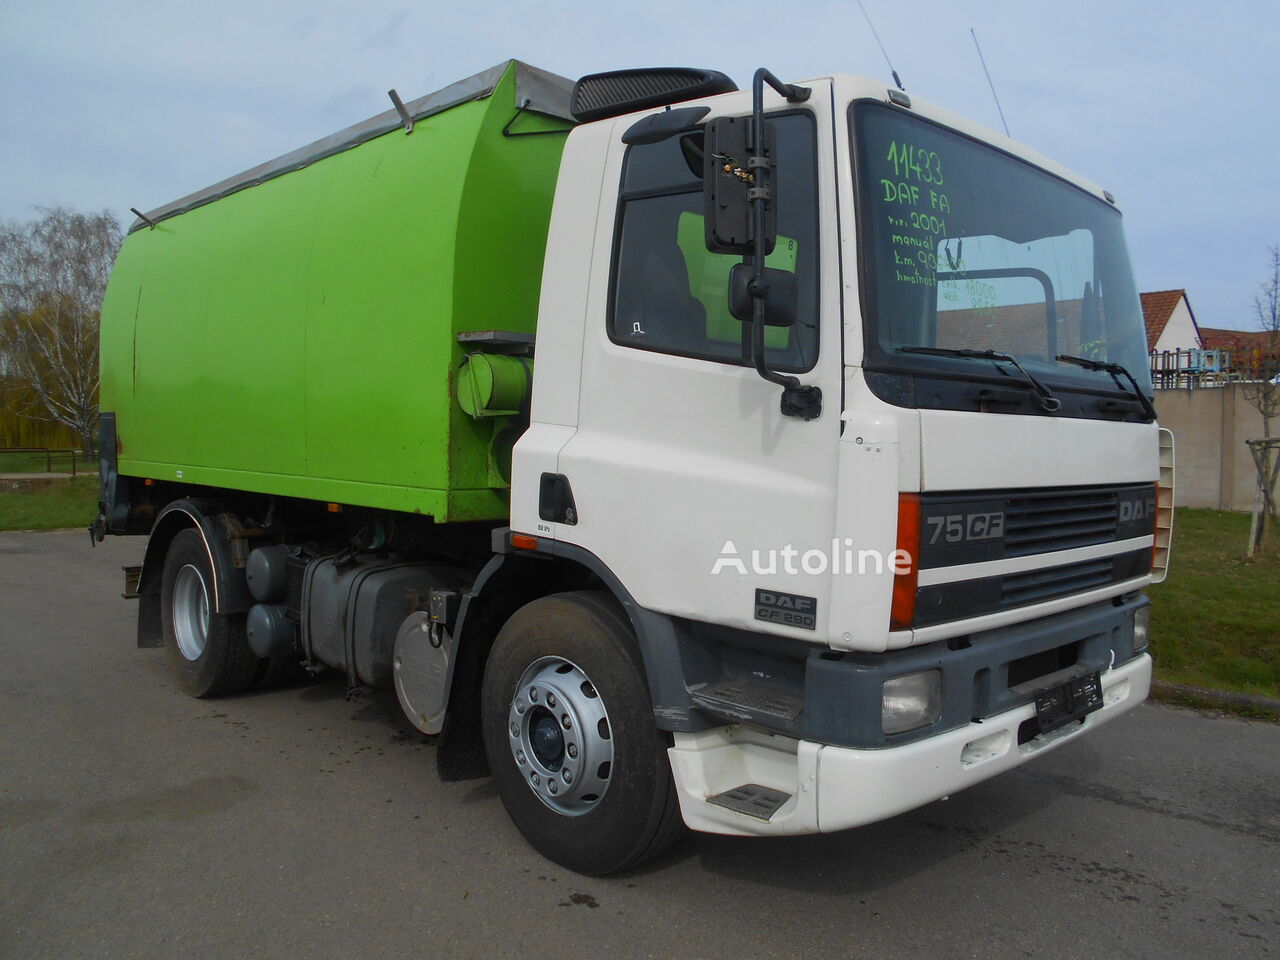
[481,591,684,876]
[160,528,259,698]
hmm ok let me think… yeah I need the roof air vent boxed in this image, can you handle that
[570,67,737,123]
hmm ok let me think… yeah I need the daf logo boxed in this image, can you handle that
[757,592,814,612]
[1119,498,1157,523]
[754,589,817,631]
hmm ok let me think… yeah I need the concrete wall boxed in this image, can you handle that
[1154,384,1270,510]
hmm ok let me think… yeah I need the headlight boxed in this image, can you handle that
[1133,606,1150,653]
[882,669,942,735]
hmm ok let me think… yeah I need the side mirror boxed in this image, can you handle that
[704,115,776,255]
[728,263,796,327]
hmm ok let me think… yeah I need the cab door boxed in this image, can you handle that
[549,82,845,638]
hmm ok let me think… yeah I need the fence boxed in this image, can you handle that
[1149,348,1238,390]
[0,446,87,477]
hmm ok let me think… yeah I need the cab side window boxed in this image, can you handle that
[609,113,819,372]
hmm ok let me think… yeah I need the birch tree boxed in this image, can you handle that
[0,208,121,457]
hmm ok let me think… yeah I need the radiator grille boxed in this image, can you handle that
[1001,557,1114,606]
[1003,490,1120,557]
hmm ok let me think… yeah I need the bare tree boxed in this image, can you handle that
[1242,244,1280,555]
[0,208,122,457]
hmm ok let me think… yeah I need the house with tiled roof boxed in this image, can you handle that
[1141,289,1202,352]
[1198,327,1275,351]
[935,289,1203,359]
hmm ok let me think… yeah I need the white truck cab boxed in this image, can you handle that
[511,70,1165,839]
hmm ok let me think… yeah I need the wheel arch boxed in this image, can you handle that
[135,499,254,647]
[435,534,705,781]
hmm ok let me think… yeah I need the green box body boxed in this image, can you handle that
[99,62,570,522]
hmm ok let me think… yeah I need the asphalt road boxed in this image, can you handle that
[1,529,1277,960]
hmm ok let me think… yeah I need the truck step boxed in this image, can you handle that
[687,681,804,723]
[121,565,142,600]
[706,783,793,821]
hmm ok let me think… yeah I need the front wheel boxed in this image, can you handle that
[481,591,683,875]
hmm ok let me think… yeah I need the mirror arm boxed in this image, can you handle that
[748,68,821,420]
[755,68,811,105]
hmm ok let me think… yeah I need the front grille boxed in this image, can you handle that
[910,483,1156,628]
[1003,490,1120,557]
[1001,557,1114,606]
[912,548,1149,628]
[915,482,1153,571]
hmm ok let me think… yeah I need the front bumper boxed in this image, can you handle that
[668,652,1151,836]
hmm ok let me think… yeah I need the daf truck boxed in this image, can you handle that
[95,59,1174,875]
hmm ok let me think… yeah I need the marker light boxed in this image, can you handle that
[890,494,920,630]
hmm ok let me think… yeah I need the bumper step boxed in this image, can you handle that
[688,681,804,724]
[706,783,793,821]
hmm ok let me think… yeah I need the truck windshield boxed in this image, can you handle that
[851,102,1153,416]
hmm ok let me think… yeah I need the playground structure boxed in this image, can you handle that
[1149,348,1236,389]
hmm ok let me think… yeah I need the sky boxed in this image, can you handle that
[1,0,1275,331]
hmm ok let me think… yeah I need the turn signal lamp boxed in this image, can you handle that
[890,494,920,630]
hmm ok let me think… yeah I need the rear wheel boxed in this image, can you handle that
[161,528,258,698]
[481,591,683,875]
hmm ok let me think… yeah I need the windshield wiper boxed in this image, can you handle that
[899,346,1062,412]
[1055,354,1157,420]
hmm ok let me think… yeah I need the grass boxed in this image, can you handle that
[0,450,86,473]
[1148,508,1279,701]
[0,451,47,472]
[0,476,98,531]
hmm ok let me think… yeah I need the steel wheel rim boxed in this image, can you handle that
[173,564,210,661]
[508,656,613,816]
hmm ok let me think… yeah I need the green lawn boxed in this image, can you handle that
[0,450,87,473]
[0,451,46,472]
[1148,508,1279,700]
[0,476,98,531]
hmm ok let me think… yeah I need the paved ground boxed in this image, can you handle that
[1,529,1277,960]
